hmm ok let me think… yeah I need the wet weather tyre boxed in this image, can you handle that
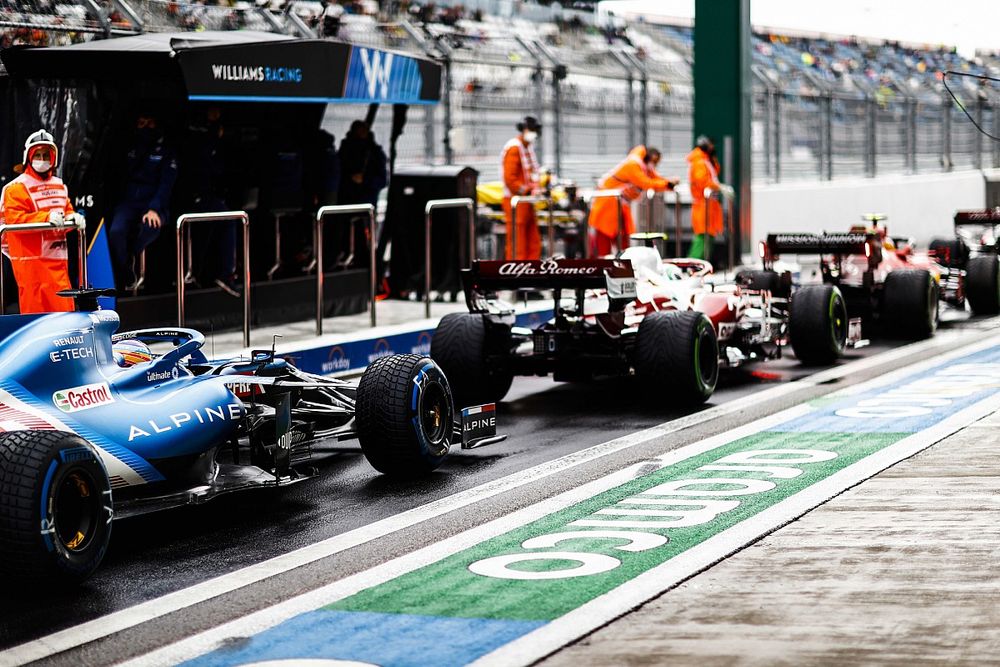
[966,255,1000,315]
[357,354,456,477]
[635,310,718,404]
[431,313,513,406]
[882,269,938,339]
[789,285,848,366]
[0,431,112,586]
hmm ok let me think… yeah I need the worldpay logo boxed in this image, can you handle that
[53,382,115,413]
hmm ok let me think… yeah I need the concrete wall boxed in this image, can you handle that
[751,171,989,246]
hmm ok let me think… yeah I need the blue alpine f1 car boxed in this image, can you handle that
[0,290,500,585]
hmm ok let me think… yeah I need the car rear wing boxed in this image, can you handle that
[954,209,1000,226]
[762,232,882,267]
[462,258,637,310]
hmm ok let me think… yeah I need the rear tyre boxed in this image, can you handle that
[882,269,938,339]
[0,431,113,586]
[357,354,455,477]
[966,255,1000,315]
[635,311,718,404]
[789,285,848,366]
[431,313,513,406]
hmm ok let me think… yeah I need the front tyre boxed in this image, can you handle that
[789,284,848,366]
[966,255,1000,315]
[0,431,113,586]
[635,311,718,404]
[882,269,938,339]
[357,354,456,477]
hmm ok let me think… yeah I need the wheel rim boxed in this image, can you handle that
[829,291,848,350]
[928,279,939,331]
[695,321,719,393]
[418,380,452,457]
[53,469,100,553]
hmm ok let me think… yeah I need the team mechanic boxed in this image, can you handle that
[501,115,543,260]
[588,145,677,256]
[0,129,82,313]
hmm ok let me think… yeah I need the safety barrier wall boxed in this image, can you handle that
[751,170,987,249]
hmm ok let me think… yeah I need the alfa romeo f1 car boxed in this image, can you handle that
[430,251,857,409]
[0,290,499,585]
[760,218,963,338]
[929,209,1000,315]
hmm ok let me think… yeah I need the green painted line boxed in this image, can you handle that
[330,431,904,621]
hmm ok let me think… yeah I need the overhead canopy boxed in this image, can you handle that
[0,31,441,105]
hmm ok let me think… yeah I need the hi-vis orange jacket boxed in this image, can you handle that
[687,146,723,237]
[0,170,75,313]
[588,146,670,239]
[500,137,541,259]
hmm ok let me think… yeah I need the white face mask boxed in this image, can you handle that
[523,130,538,144]
[31,158,52,173]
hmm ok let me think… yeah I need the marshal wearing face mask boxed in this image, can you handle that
[0,129,80,313]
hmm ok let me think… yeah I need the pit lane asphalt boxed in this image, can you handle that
[0,315,989,664]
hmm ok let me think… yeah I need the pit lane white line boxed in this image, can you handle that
[121,331,1000,667]
[2,323,997,667]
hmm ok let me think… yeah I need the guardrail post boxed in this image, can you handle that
[314,204,377,335]
[672,190,683,256]
[176,211,250,348]
[424,197,476,319]
[0,218,87,311]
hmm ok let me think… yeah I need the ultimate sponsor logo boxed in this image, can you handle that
[146,367,180,383]
[211,64,303,83]
[322,346,351,373]
[52,382,114,413]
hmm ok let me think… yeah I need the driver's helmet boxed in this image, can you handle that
[113,339,153,367]
[620,246,663,279]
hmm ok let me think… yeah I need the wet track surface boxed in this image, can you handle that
[0,323,965,649]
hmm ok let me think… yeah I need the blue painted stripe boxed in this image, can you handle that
[187,95,436,105]
[2,380,164,483]
[779,346,1000,433]
[181,610,545,667]
[39,460,57,552]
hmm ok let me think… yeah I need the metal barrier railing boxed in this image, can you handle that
[0,218,87,309]
[176,211,251,348]
[579,189,626,257]
[703,185,737,269]
[129,249,146,296]
[508,194,547,260]
[424,197,475,319]
[312,204,377,335]
[667,190,683,256]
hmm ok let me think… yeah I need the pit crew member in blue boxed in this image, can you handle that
[107,111,178,289]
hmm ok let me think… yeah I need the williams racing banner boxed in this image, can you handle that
[177,40,441,105]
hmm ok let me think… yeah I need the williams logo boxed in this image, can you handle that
[53,382,114,413]
[211,64,303,83]
[360,48,393,99]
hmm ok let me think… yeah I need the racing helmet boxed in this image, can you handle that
[620,246,663,278]
[23,129,58,169]
[113,339,153,367]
